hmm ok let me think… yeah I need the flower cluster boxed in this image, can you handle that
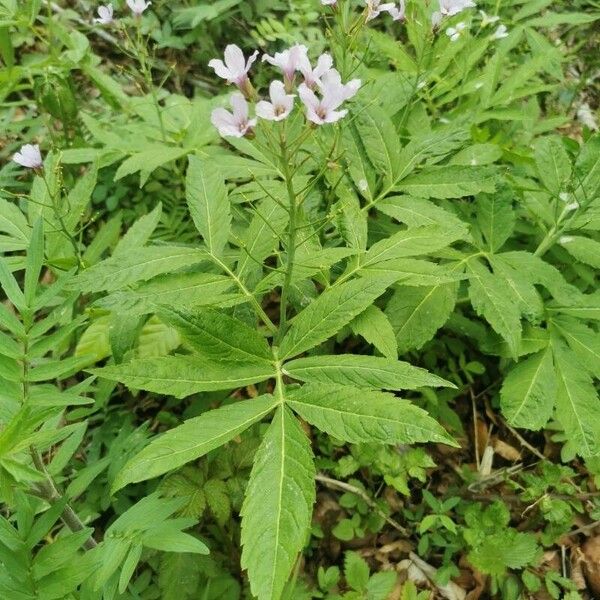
[93,0,150,25]
[432,0,475,27]
[209,44,361,138]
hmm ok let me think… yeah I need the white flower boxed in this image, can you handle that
[209,45,258,97]
[492,23,509,39]
[577,103,599,131]
[298,53,333,88]
[366,0,405,21]
[126,0,150,16]
[262,44,308,88]
[256,81,295,121]
[211,93,256,138]
[94,4,114,25]
[439,0,475,17]
[298,71,360,125]
[321,0,337,4]
[446,21,466,41]
[13,144,43,169]
[479,10,499,26]
[565,201,580,212]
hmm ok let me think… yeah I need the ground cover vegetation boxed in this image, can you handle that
[1,0,600,598]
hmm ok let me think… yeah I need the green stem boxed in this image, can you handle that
[276,136,298,345]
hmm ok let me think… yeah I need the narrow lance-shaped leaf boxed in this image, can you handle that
[241,406,316,600]
[159,307,272,363]
[186,155,231,257]
[113,394,277,491]
[284,355,454,391]
[287,384,457,447]
[279,276,394,359]
[92,356,276,399]
[500,347,556,430]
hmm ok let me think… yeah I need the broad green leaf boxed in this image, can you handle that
[476,191,515,253]
[551,316,600,379]
[241,407,315,600]
[526,12,599,27]
[284,355,453,390]
[362,226,463,267]
[113,203,162,258]
[159,307,272,363]
[559,235,600,269]
[468,261,521,358]
[396,166,496,199]
[354,104,401,188]
[349,305,397,359]
[534,136,571,196]
[186,155,231,257]
[115,146,188,186]
[287,384,456,446]
[500,348,555,430]
[74,246,208,293]
[574,134,600,204]
[24,218,44,306]
[450,143,503,166]
[92,356,276,399]
[279,276,393,359]
[361,257,465,286]
[385,282,458,353]
[113,394,277,490]
[96,272,235,315]
[553,341,600,457]
[236,197,288,284]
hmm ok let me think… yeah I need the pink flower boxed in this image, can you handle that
[256,81,295,121]
[211,93,256,138]
[13,144,43,169]
[299,53,333,88]
[262,44,308,90]
[94,4,114,25]
[298,72,360,125]
[438,0,475,16]
[366,0,405,21]
[126,0,150,16]
[208,45,259,98]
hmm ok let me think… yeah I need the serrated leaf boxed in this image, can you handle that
[396,166,496,199]
[468,261,521,358]
[159,307,272,363]
[113,395,277,490]
[113,203,162,258]
[385,282,458,353]
[552,316,600,378]
[552,341,600,457]
[534,136,571,196]
[500,348,555,430]
[349,305,398,359]
[93,356,276,399]
[361,257,465,286]
[287,384,457,446]
[241,407,315,600]
[477,191,515,253]
[279,276,393,359]
[284,355,453,391]
[186,155,231,257]
[344,552,370,592]
[559,235,600,269]
[74,246,208,293]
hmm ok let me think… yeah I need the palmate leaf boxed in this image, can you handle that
[552,341,600,457]
[73,246,208,293]
[287,384,457,446]
[241,406,315,600]
[92,356,275,399]
[284,355,454,391]
[500,347,556,430]
[113,394,277,491]
[186,155,231,257]
[159,307,272,363]
[279,276,394,360]
[385,282,458,353]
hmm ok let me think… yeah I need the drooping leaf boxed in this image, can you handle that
[92,356,275,399]
[287,384,457,446]
[186,155,231,257]
[284,355,454,390]
[113,394,277,490]
[500,347,555,430]
[241,407,315,600]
